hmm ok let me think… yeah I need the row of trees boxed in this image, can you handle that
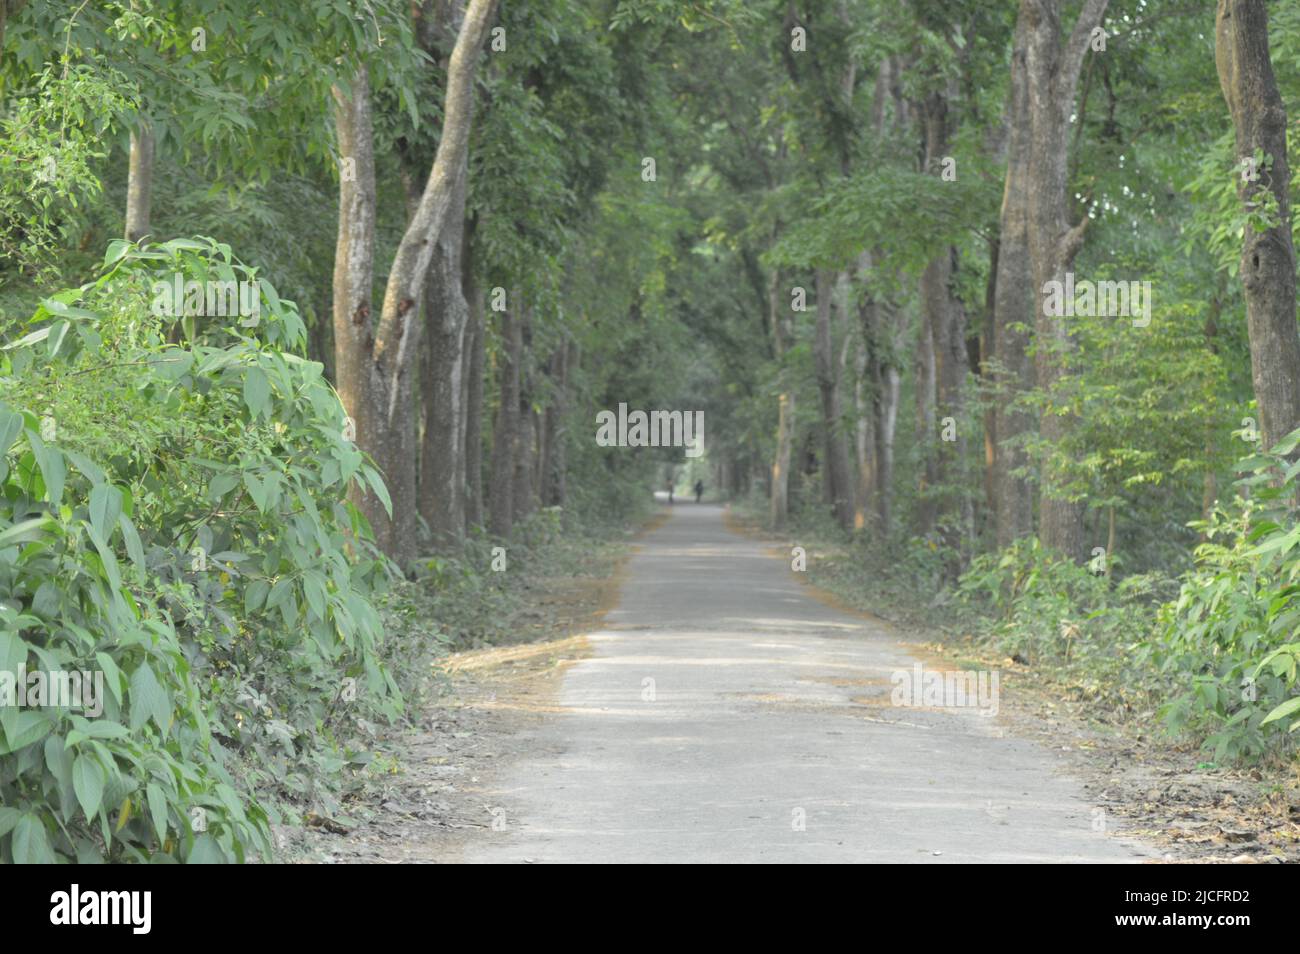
[4,0,1298,583]
[3,0,720,573]
[679,0,1298,584]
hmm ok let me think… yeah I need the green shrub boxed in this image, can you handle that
[1157,432,1300,762]
[955,537,1170,715]
[0,237,398,861]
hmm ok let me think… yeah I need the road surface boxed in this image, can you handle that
[462,503,1154,863]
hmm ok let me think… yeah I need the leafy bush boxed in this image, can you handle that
[955,537,1170,712]
[1157,432,1300,762]
[0,237,399,861]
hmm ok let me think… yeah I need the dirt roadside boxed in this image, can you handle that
[277,515,662,863]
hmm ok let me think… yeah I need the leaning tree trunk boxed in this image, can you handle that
[418,157,471,548]
[1024,0,1109,563]
[1215,0,1300,453]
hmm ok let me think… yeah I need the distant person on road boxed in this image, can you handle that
[693,479,704,503]
[666,476,674,504]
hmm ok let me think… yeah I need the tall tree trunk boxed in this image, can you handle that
[814,269,854,529]
[539,341,572,507]
[918,88,971,550]
[857,59,909,538]
[853,326,875,532]
[915,288,939,534]
[418,157,470,548]
[1201,285,1224,528]
[487,305,520,537]
[1216,0,1300,452]
[980,237,999,525]
[330,0,496,566]
[769,269,794,529]
[1024,0,1109,562]
[512,309,537,522]
[991,13,1037,549]
[124,122,154,243]
[514,409,537,522]
[875,357,901,534]
[858,269,902,536]
[330,72,389,551]
[924,243,972,551]
[455,300,473,519]
[462,238,485,529]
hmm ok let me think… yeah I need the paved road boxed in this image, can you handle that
[463,504,1154,863]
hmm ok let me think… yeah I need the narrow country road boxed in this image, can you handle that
[463,504,1154,863]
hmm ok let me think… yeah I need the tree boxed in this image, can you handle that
[331,0,497,564]
[1023,0,1109,561]
[989,12,1036,548]
[1214,0,1300,453]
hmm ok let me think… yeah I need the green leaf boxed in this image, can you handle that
[0,516,54,549]
[89,483,122,541]
[303,570,327,620]
[26,430,65,506]
[96,651,124,705]
[0,410,23,455]
[0,707,51,752]
[0,630,29,682]
[187,832,227,864]
[243,366,270,419]
[119,513,145,570]
[46,319,70,358]
[146,782,169,844]
[0,806,21,837]
[1260,695,1300,727]
[363,466,392,517]
[128,662,171,734]
[243,472,269,512]
[12,814,54,864]
[73,753,106,821]
[103,238,130,265]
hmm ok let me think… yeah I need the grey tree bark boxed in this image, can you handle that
[330,0,496,565]
[512,309,537,524]
[418,157,471,548]
[770,269,794,530]
[124,122,154,243]
[990,15,1036,548]
[463,266,486,528]
[916,88,971,546]
[487,305,521,537]
[1023,0,1109,562]
[814,269,855,530]
[539,341,573,507]
[1215,0,1300,453]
